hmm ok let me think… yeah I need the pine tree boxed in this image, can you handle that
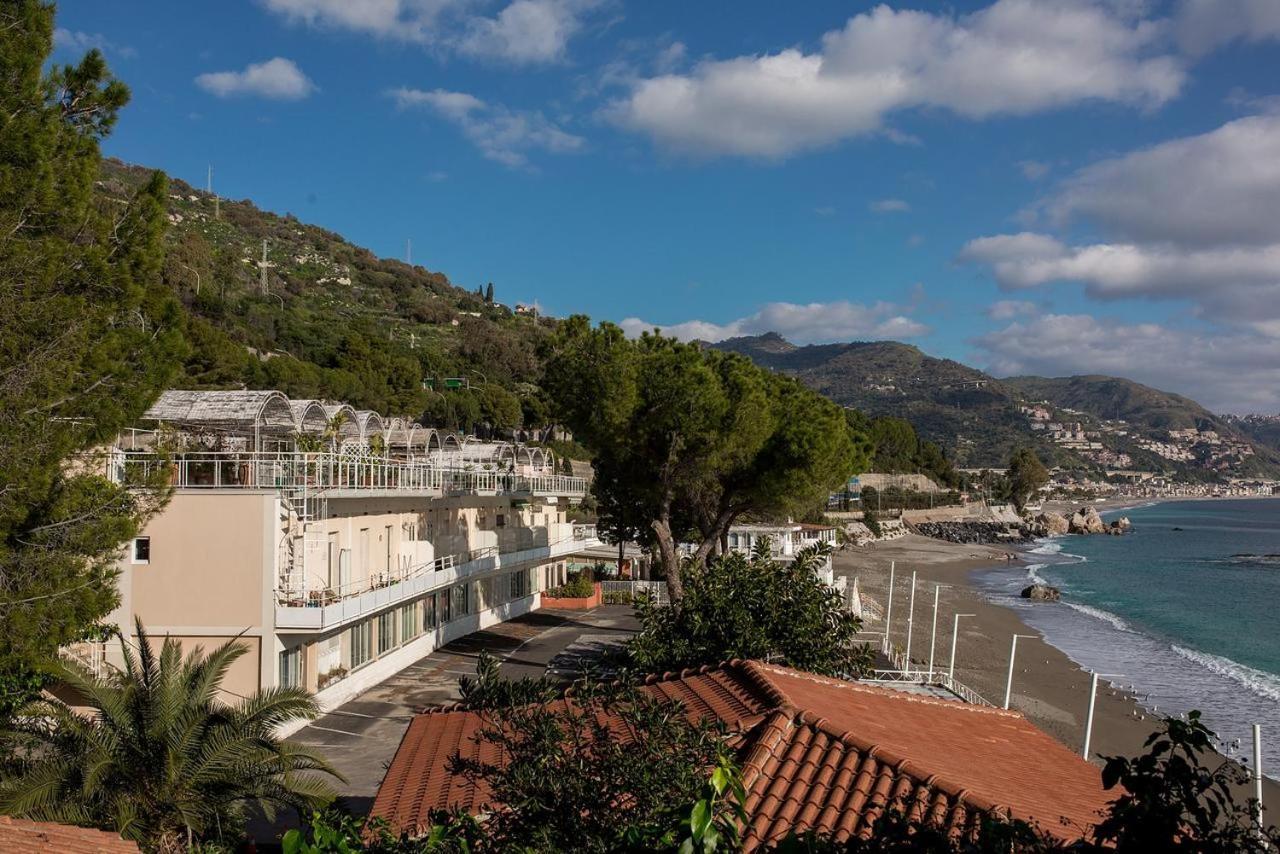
[0,2,185,716]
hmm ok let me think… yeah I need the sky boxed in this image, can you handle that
[50,0,1280,413]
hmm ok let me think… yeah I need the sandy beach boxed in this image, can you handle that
[833,532,1280,804]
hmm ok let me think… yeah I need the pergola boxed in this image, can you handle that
[321,404,361,443]
[289,399,329,434]
[143,390,298,446]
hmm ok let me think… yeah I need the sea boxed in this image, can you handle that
[972,497,1280,774]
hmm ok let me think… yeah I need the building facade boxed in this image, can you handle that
[79,390,597,731]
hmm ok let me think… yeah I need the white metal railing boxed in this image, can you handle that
[64,641,110,679]
[106,451,587,498]
[277,548,484,606]
[600,579,668,606]
[573,523,597,540]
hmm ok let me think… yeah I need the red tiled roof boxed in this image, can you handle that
[370,661,1112,848]
[0,816,139,853]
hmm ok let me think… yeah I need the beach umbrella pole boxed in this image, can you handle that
[1254,724,1264,831]
[905,571,917,672]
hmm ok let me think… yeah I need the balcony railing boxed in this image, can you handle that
[106,450,588,498]
[276,529,601,631]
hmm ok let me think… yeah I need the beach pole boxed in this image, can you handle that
[1254,724,1264,831]
[948,613,975,682]
[884,561,895,656]
[1084,672,1100,759]
[927,584,946,680]
[1004,634,1035,710]
[905,571,918,673]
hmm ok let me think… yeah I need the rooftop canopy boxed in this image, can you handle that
[143,390,297,435]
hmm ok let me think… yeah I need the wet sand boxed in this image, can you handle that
[834,533,1280,804]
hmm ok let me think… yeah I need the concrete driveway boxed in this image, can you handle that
[288,604,639,813]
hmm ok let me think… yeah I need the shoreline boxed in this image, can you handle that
[833,532,1280,803]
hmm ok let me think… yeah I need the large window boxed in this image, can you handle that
[400,602,419,641]
[377,611,397,656]
[441,588,452,623]
[451,583,470,618]
[423,593,438,630]
[279,646,302,689]
[350,621,372,669]
[511,569,528,599]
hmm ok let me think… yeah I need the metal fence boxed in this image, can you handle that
[600,579,669,606]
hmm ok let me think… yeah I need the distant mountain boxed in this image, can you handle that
[710,335,1280,477]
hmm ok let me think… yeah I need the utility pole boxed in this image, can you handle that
[259,239,269,294]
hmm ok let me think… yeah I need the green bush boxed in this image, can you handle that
[545,571,596,599]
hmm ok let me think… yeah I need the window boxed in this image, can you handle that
[496,513,506,528]
[423,593,438,630]
[401,602,419,641]
[377,611,397,656]
[450,583,469,618]
[350,621,372,669]
[511,569,528,599]
[131,536,151,564]
[279,647,302,689]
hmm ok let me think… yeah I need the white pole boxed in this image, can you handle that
[884,561,895,652]
[1004,635,1018,709]
[1083,672,1100,759]
[1254,723,1264,830]
[904,571,918,672]
[948,613,974,682]
[927,584,941,679]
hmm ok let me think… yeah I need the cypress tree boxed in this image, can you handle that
[0,2,185,715]
[485,281,494,304]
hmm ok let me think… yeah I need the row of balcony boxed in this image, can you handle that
[105,450,588,499]
[275,524,599,631]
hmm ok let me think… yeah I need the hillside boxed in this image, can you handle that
[711,335,1280,478]
[98,160,554,433]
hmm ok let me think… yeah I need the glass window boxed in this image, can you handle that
[511,569,528,599]
[423,593,438,630]
[451,583,469,618]
[401,602,419,641]
[279,647,302,689]
[350,621,372,669]
[132,536,151,564]
[441,588,453,623]
[377,611,397,655]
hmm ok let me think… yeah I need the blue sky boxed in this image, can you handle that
[51,0,1280,412]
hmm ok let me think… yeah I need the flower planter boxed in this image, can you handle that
[540,581,602,610]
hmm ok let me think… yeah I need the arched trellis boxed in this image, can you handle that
[289,399,329,435]
[355,410,384,442]
[321,404,361,444]
[143,390,297,448]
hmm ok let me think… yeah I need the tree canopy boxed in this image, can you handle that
[0,1,184,715]
[544,317,866,603]
[1007,447,1050,510]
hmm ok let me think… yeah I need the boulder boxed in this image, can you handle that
[1021,583,1061,602]
[1036,511,1070,536]
[1068,506,1106,535]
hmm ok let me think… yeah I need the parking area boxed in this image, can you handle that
[288,604,639,812]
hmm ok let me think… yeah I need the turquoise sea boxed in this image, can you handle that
[973,498,1280,773]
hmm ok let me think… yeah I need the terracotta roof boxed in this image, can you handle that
[370,661,1111,848]
[0,816,139,853]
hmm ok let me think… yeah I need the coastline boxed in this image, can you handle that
[833,533,1280,802]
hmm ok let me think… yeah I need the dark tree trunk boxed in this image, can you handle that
[651,517,683,606]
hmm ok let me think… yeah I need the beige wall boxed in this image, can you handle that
[120,491,275,632]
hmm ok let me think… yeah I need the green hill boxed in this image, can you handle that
[99,160,552,432]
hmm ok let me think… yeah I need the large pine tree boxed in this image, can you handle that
[0,2,185,715]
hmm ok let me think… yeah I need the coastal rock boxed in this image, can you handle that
[1030,511,1070,536]
[1068,506,1106,535]
[908,520,1034,545]
[1021,583,1061,602]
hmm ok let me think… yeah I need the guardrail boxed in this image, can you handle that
[600,579,668,606]
[107,451,588,498]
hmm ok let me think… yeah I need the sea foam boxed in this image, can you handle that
[1172,645,1280,705]
[1062,601,1131,632]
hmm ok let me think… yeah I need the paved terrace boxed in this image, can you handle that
[288,605,639,814]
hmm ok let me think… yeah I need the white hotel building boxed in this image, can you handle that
[80,390,597,729]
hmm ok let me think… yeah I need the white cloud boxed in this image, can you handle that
[619,300,929,344]
[1018,159,1050,180]
[53,28,136,58]
[1174,0,1280,56]
[986,299,1039,320]
[260,0,604,64]
[607,0,1183,157]
[870,198,910,213]
[1044,115,1280,247]
[976,313,1280,412]
[195,58,316,100]
[390,87,584,168]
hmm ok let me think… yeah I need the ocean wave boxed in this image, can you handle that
[1025,563,1050,585]
[1172,645,1280,704]
[1062,601,1131,632]
[1028,541,1062,556]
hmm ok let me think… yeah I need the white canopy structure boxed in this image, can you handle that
[144,390,297,437]
[289,399,329,434]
